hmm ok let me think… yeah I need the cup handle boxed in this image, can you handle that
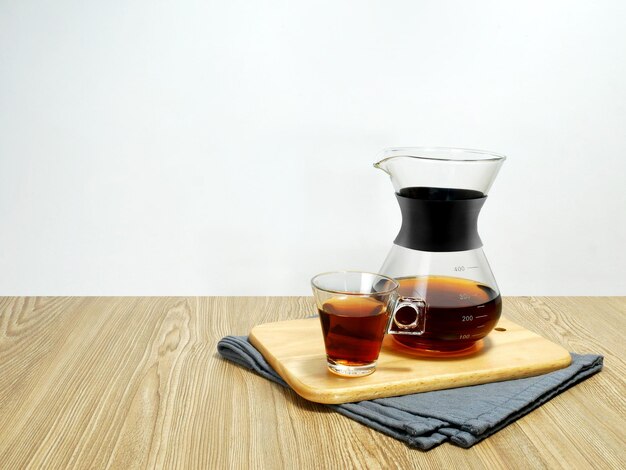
[387,296,427,335]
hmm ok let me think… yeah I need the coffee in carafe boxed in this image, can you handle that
[393,276,501,352]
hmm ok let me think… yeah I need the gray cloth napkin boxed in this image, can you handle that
[217,336,603,450]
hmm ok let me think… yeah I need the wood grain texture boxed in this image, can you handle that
[250,317,572,404]
[0,296,624,469]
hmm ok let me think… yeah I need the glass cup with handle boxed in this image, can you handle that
[311,271,425,377]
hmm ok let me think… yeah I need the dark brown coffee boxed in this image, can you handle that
[392,276,501,353]
[319,296,389,366]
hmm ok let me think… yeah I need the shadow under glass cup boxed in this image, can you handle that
[311,272,400,377]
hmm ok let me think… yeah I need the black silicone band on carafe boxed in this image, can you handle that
[394,193,486,252]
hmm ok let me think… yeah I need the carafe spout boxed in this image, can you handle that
[373,159,391,175]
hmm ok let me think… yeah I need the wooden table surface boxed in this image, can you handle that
[0,297,624,469]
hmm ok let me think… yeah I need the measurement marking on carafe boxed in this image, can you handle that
[453,266,479,272]
[475,314,488,319]
[459,333,485,339]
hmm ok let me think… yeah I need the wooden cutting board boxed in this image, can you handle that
[249,316,572,405]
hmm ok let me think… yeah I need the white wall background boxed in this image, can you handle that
[1,1,625,296]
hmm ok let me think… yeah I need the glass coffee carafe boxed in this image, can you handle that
[375,147,506,355]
